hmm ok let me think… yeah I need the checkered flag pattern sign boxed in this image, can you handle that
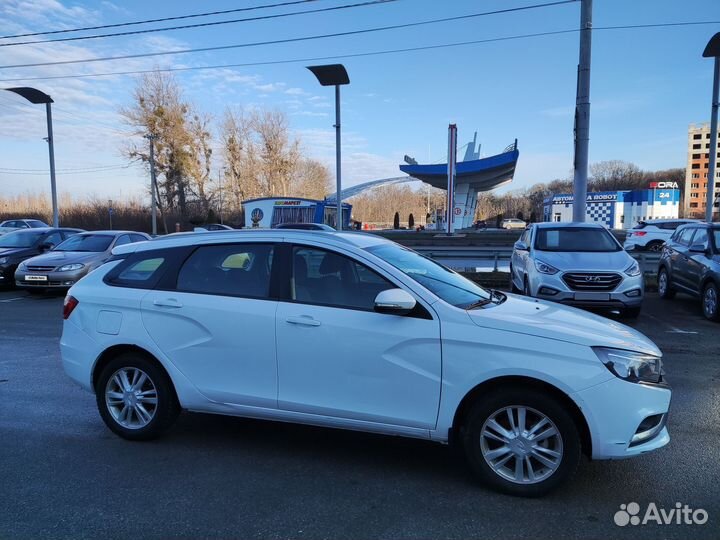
[586,202,612,226]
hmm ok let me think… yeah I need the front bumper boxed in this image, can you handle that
[573,376,671,459]
[531,271,644,309]
[15,267,88,288]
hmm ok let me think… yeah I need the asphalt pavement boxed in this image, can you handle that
[0,288,718,539]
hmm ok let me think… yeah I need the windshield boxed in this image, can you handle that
[534,227,621,252]
[0,231,44,248]
[55,234,113,252]
[28,220,48,228]
[366,244,491,308]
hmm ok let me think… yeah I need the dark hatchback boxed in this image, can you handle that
[657,222,720,321]
[0,228,84,287]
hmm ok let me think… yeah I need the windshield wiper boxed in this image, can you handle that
[465,298,494,310]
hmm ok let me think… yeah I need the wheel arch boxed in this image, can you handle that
[450,375,592,457]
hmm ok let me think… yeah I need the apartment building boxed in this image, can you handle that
[685,122,720,218]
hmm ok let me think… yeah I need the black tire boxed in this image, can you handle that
[462,387,581,497]
[701,281,720,322]
[523,276,532,297]
[646,241,663,252]
[95,352,180,441]
[622,306,641,319]
[657,267,675,299]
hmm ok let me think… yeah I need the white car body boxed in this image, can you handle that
[60,230,670,493]
[0,219,49,236]
[623,219,700,252]
[502,218,526,230]
[511,223,644,315]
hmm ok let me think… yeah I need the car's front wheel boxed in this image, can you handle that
[702,282,719,321]
[657,268,675,299]
[95,352,180,440]
[462,388,581,497]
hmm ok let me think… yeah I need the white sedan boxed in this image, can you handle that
[60,229,670,496]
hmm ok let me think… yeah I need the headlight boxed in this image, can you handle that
[58,263,85,272]
[624,260,641,277]
[0,257,7,265]
[534,259,559,275]
[594,347,663,384]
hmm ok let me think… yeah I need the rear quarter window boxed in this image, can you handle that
[104,248,187,289]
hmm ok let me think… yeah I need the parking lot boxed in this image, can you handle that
[0,288,718,539]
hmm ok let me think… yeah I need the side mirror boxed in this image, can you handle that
[39,242,53,252]
[689,243,707,254]
[374,288,416,315]
[514,240,529,251]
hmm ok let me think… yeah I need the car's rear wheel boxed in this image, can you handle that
[657,268,675,299]
[702,282,719,321]
[646,241,663,252]
[95,352,179,440]
[462,388,581,497]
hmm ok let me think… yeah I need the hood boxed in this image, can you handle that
[23,250,107,267]
[0,246,35,258]
[468,294,661,356]
[534,249,632,271]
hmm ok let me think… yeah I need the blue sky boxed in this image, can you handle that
[0,0,718,202]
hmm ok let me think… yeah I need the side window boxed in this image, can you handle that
[292,246,394,310]
[677,228,695,247]
[43,232,62,248]
[114,234,132,247]
[176,243,274,298]
[117,257,165,282]
[692,228,708,248]
[130,234,148,243]
[520,230,530,244]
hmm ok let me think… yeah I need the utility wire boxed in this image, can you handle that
[0,0,318,40]
[0,0,397,47]
[2,19,716,83]
[0,0,579,70]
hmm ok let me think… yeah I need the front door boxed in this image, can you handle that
[275,245,442,429]
[141,242,278,407]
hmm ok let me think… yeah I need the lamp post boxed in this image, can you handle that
[703,32,720,223]
[307,64,350,230]
[4,87,59,227]
[144,134,158,235]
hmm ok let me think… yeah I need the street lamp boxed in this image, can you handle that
[307,64,349,230]
[703,32,720,223]
[4,87,59,227]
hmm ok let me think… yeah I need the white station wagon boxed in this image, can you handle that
[60,230,670,496]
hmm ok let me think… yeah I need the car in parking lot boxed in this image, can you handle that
[15,230,150,291]
[0,219,49,236]
[501,218,526,230]
[623,219,699,252]
[60,229,670,497]
[0,227,83,287]
[657,222,720,321]
[510,223,644,317]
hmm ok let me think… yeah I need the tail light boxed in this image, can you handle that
[633,231,647,237]
[63,295,79,320]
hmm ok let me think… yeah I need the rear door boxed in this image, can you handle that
[141,241,279,407]
[671,227,697,291]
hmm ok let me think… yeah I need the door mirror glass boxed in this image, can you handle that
[689,243,707,254]
[514,240,529,251]
[374,288,416,315]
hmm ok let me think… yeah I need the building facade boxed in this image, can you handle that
[241,197,352,229]
[684,122,720,218]
[543,187,680,229]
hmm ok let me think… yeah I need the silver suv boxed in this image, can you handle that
[511,223,644,318]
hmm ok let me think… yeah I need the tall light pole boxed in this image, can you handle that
[572,0,592,223]
[703,33,720,223]
[5,87,59,227]
[144,134,158,235]
[307,64,349,230]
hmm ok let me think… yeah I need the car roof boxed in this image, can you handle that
[6,227,83,233]
[74,230,144,235]
[112,229,391,255]
[532,222,607,229]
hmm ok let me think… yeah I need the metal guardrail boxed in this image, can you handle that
[414,246,661,274]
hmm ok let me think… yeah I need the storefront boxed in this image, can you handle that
[242,197,352,229]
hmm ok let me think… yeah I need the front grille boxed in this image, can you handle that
[562,272,622,291]
[26,265,55,272]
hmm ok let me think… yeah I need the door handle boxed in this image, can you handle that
[286,316,321,327]
[153,298,183,308]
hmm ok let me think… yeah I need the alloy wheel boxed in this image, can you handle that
[704,285,718,318]
[105,367,158,429]
[480,406,563,484]
[658,271,668,295]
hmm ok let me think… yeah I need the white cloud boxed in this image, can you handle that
[285,87,307,95]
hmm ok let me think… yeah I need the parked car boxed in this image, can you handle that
[657,222,720,321]
[193,224,234,232]
[61,229,670,496]
[510,223,644,317]
[624,219,699,252]
[0,219,49,236]
[474,220,488,230]
[15,230,150,291]
[274,222,335,231]
[501,218,526,230]
[0,228,83,287]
